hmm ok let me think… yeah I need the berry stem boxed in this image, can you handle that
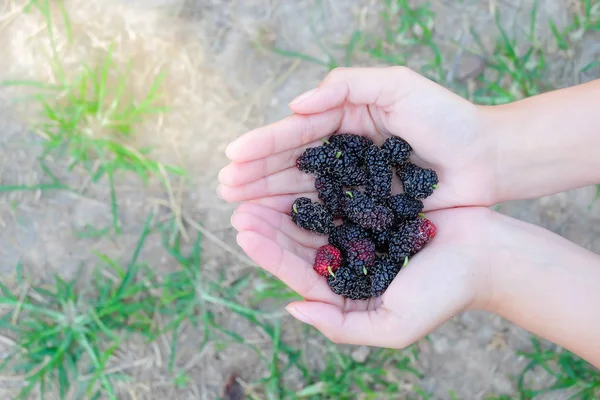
[433,184,439,189]
[328,266,336,278]
[345,191,353,198]
[362,266,367,275]
[403,256,409,267]
[418,213,426,218]
[322,138,330,145]
[335,151,342,159]
[292,203,298,214]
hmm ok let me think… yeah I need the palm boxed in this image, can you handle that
[219,67,494,211]
[232,203,492,346]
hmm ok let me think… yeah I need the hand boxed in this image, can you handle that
[230,203,494,347]
[218,66,497,211]
[221,68,600,361]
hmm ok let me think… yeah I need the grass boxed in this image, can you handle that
[1,0,599,399]
[0,211,431,399]
[549,0,600,54]
[269,0,443,77]
[468,2,548,105]
[0,0,185,235]
[0,214,157,399]
[270,0,598,105]
[516,337,600,399]
[291,345,425,400]
[367,0,443,81]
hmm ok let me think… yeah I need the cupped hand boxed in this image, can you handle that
[218,66,498,211]
[231,203,495,347]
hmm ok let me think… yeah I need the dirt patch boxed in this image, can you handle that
[1,0,598,399]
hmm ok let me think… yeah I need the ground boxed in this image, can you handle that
[0,0,599,399]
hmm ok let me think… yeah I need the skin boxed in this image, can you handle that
[218,67,600,368]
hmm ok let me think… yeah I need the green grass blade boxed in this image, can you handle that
[495,12,517,59]
[129,71,166,117]
[77,333,116,399]
[127,211,154,270]
[107,172,120,235]
[581,60,600,73]
[95,43,115,119]
[268,320,282,398]
[58,0,73,44]
[85,339,120,398]
[549,20,569,50]
[529,0,539,42]
[272,48,330,67]
[169,327,178,373]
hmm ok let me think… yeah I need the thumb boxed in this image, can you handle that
[288,66,413,114]
[285,301,405,348]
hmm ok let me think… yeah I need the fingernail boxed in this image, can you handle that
[216,185,225,199]
[289,88,318,105]
[217,166,226,183]
[286,306,314,325]
[225,142,237,159]
[218,165,233,186]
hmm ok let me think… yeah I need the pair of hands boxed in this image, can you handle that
[218,67,525,347]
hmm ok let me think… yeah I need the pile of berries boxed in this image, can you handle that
[290,134,438,300]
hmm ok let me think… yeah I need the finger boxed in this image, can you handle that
[285,301,403,347]
[289,66,412,114]
[231,212,322,262]
[236,231,343,306]
[225,108,343,163]
[217,167,315,203]
[234,202,329,249]
[219,138,323,187]
[248,193,319,213]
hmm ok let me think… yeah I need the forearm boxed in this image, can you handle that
[483,79,600,203]
[486,213,600,367]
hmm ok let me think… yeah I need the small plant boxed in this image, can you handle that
[367,0,443,80]
[173,371,190,389]
[0,215,157,399]
[470,3,548,105]
[292,345,425,399]
[153,216,298,377]
[516,337,600,399]
[1,0,185,235]
[549,0,600,52]
[269,1,361,70]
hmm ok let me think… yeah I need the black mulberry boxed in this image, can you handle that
[329,223,371,250]
[290,197,334,235]
[315,176,344,218]
[382,137,411,166]
[328,133,373,161]
[296,146,341,176]
[388,193,424,221]
[397,162,439,199]
[369,229,391,253]
[327,265,372,300]
[389,217,437,260]
[346,238,376,275]
[343,190,394,232]
[371,255,402,297]
[364,144,392,202]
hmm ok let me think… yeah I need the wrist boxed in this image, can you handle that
[480,213,600,365]
[479,81,600,204]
